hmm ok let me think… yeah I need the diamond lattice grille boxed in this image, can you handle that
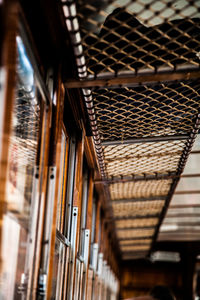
[103,140,186,178]
[110,180,172,200]
[93,82,200,142]
[112,200,164,218]
[77,1,200,76]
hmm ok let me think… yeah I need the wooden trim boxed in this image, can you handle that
[84,136,99,172]
[86,172,94,231]
[95,198,101,245]
[46,70,65,300]
[72,135,84,297]
[85,171,94,299]
[32,101,52,300]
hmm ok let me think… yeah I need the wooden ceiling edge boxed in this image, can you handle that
[84,135,100,173]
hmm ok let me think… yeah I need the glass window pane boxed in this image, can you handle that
[1,33,48,299]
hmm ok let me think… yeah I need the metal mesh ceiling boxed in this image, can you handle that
[77,1,200,77]
[103,140,186,178]
[110,180,172,200]
[61,0,200,259]
[93,82,200,141]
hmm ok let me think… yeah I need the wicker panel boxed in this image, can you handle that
[115,218,159,229]
[93,82,200,141]
[103,140,186,177]
[110,180,172,200]
[119,239,152,246]
[117,228,155,239]
[77,1,200,76]
[120,245,150,252]
[112,200,164,217]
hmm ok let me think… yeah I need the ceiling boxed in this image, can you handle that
[61,0,200,260]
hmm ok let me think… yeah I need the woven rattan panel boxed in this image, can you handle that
[121,245,150,252]
[112,200,164,218]
[110,180,172,200]
[117,228,155,239]
[115,218,159,229]
[93,82,200,141]
[119,239,152,246]
[77,1,200,77]
[103,141,186,178]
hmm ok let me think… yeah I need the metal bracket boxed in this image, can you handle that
[81,229,90,300]
[67,206,78,300]
[91,243,98,273]
[43,166,56,271]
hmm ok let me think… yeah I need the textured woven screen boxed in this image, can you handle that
[119,239,152,246]
[112,200,164,218]
[103,140,186,178]
[110,180,172,200]
[115,218,159,229]
[117,228,155,239]
[94,83,200,142]
[121,244,150,252]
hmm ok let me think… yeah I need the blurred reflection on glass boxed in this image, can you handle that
[1,34,44,299]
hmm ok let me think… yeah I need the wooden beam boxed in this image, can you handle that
[113,213,160,220]
[102,134,188,146]
[94,173,200,185]
[64,70,200,89]
[111,196,166,203]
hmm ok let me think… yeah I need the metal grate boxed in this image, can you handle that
[110,180,172,200]
[103,140,186,178]
[93,82,200,142]
[77,1,200,77]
